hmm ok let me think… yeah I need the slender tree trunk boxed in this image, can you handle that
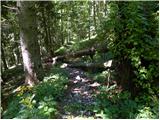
[1,46,8,70]
[88,2,91,40]
[47,10,53,56]
[42,8,49,54]
[93,1,96,31]
[67,16,70,44]
[13,32,20,65]
[61,8,64,45]
[96,1,100,25]
[70,5,72,42]
[17,46,21,64]
[104,0,107,16]
[13,50,18,65]
[17,1,43,86]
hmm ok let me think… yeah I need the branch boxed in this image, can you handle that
[2,5,18,11]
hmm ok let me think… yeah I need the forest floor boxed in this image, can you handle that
[1,64,159,119]
[57,67,100,118]
[1,65,100,118]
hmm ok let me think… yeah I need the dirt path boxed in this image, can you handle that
[58,67,100,118]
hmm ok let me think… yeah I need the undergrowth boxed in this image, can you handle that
[88,71,159,119]
[2,66,158,119]
[94,89,158,119]
[2,67,69,119]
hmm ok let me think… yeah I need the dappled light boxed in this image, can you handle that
[104,60,112,67]
[60,63,68,68]
[1,1,158,119]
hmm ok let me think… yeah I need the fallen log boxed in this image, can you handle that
[68,60,114,69]
[50,47,109,64]
[59,60,115,72]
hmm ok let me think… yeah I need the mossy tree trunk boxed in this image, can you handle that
[113,2,135,94]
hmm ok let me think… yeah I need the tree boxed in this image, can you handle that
[17,1,43,86]
[1,44,8,70]
[1,1,21,67]
[105,1,158,97]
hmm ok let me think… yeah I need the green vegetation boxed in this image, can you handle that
[2,67,69,119]
[85,71,159,119]
[94,85,158,119]
[1,1,159,119]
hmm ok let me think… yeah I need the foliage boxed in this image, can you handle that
[136,106,158,119]
[1,1,20,69]
[1,1,159,119]
[2,67,69,119]
[54,46,67,55]
[104,1,158,97]
[34,67,69,101]
[93,52,113,63]
[2,65,23,81]
[64,103,86,113]
[94,86,158,119]
[86,69,159,119]
[87,71,108,84]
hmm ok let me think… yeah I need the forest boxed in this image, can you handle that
[1,1,159,119]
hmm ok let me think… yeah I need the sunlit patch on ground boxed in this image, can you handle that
[57,67,98,118]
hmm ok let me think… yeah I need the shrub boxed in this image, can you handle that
[2,67,69,119]
[94,85,158,119]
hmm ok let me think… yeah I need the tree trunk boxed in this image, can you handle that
[42,8,49,55]
[88,2,91,40]
[60,8,64,45]
[47,46,109,64]
[1,46,8,70]
[67,60,114,71]
[17,1,43,86]
[47,9,54,56]
[13,50,18,65]
[13,32,21,65]
[67,15,70,44]
[104,0,107,16]
[93,1,97,31]
[114,2,136,95]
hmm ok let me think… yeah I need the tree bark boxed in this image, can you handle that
[17,1,43,86]
[47,8,54,56]
[1,46,8,70]
[114,2,136,95]
[67,60,114,71]
[60,8,64,45]
[67,14,70,44]
[42,8,49,54]
[104,0,107,16]
[88,2,91,40]
[93,1,97,31]
[45,46,109,64]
